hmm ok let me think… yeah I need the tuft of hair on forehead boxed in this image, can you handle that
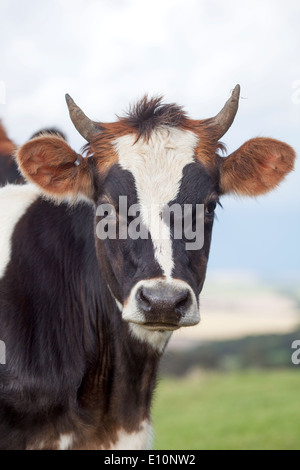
[118,95,189,141]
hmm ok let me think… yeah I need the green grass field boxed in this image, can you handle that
[152,370,300,450]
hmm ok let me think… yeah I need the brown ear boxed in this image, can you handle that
[17,135,94,199]
[219,137,296,196]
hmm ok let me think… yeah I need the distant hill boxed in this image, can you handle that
[160,328,300,376]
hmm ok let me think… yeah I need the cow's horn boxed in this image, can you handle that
[207,84,240,140]
[65,94,99,142]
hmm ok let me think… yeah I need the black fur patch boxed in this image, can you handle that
[30,127,67,141]
[0,155,24,186]
[0,198,159,449]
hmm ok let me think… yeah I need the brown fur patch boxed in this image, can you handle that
[85,121,136,175]
[219,137,296,196]
[183,119,225,170]
[0,120,16,156]
[17,135,94,199]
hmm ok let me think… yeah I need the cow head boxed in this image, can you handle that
[17,87,295,350]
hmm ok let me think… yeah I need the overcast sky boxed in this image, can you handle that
[1,0,299,277]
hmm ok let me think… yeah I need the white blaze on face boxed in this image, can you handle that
[113,127,198,280]
[0,184,41,279]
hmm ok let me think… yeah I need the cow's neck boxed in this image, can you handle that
[78,281,161,448]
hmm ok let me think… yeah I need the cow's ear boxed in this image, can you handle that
[17,135,94,199]
[219,137,296,196]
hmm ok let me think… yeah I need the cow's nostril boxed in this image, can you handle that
[136,288,152,312]
[174,290,191,316]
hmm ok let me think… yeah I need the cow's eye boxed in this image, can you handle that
[205,201,217,216]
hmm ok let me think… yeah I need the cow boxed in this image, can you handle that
[0,124,67,187]
[0,120,24,186]
[0,85,295,450]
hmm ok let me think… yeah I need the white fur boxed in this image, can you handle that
[0,184,41,278]
[113,127,198,280]
[110,420,153,450]
[58,433,74,450]
[129,323,172,353]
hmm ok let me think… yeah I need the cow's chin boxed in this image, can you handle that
[129,321,181,332]
[125,319,201,353]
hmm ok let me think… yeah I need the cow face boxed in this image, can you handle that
[93,127,218,337]
[17,88,295,349]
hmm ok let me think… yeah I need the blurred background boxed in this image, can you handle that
[1,0,299,450]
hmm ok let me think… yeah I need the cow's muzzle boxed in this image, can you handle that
[122,278,200,331]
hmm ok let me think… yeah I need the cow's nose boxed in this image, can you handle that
[136,284,192,322]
